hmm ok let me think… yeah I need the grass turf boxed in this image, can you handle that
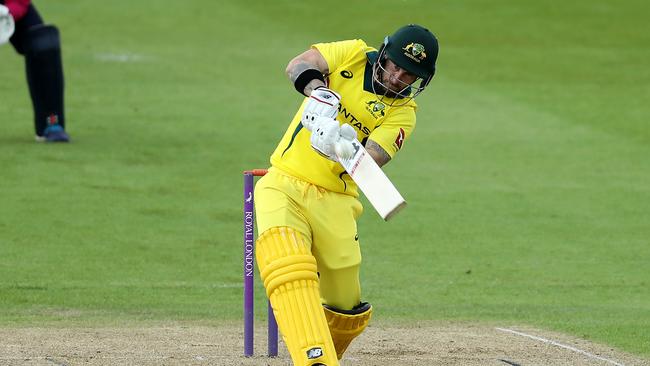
[1,0,648,357]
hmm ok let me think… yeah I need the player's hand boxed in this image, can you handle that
[335,124,357,160]
[310,117,357,162]
[301,87,341,131]
[310,116,339,161]
[0,4,15,45]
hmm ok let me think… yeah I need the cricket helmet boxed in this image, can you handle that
[383,24,438,80]
[373,24,438,104]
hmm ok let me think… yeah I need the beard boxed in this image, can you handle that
[372,64,412,100]
[372,80,399,99]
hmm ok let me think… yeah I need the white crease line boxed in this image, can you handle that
[94,53,149,62]
[495,327,625,366]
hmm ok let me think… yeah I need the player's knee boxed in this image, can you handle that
[256,227,318,295]
[24,24,60,55]
[323,302,373,360]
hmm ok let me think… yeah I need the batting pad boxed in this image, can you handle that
[323,302,372,360]
[257,227,339,366]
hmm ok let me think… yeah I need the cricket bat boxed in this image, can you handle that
[337,139,407,221]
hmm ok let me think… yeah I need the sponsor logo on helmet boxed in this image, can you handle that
[306,347,323,359]
[402,43,427,63]
[394,128,405,149]
[365,100,386,118]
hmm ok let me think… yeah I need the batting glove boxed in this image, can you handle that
[335,124,357,160]
[310,117,357,162]
[0,4,15,45]
[301,87,341,131]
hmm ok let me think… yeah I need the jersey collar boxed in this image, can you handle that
[363,51,379,93]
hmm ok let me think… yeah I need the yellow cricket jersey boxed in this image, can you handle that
[269,39,417,197]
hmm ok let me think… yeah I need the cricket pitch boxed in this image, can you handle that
[0,323,647,365]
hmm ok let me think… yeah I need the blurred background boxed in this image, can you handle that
[1,0,648,357]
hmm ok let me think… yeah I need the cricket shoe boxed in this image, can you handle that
[35,124,70,143]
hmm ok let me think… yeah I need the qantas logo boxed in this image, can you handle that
[338,103,371,135]
[394,128,405,150]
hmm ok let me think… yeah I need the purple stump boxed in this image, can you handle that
[268,301,278,356]
[243,169,278,357]
[243,172,255,357]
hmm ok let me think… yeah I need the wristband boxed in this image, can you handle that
[294,68,325,96]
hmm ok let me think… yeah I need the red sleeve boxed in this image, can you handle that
[5,0,31,21]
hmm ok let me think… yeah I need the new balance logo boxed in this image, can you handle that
[306,347,323,359]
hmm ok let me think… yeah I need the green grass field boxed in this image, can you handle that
[1,0,649,358]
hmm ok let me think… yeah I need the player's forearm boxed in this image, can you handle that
[287,60,326,96]
[302,79,326,96]
[365,140,392,167]
[286,49,329,96]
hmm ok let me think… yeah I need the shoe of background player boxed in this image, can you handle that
[35,124,70,143]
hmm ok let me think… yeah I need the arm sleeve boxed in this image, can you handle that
[368,105,417,158]
[312,39,366,76]
[5,0,31,21]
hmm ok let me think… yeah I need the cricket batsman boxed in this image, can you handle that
[1,0,69,142]
[254,24,439,365]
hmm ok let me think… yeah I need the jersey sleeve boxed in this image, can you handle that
[312,39,366,75]
[368,105,416,158]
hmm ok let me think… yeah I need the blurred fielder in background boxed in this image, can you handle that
[254,24,439,365]
[0,0,69,142]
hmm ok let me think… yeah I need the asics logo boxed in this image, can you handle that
[340,70,353,78]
